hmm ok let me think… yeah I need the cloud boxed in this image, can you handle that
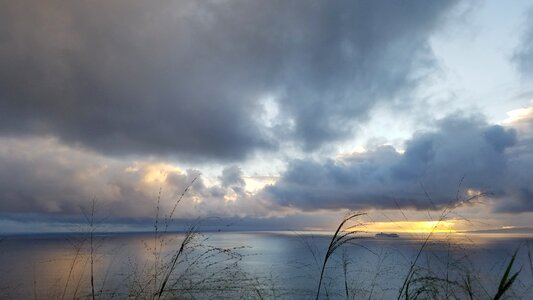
[219,166,245,189]
[0,0,458,160]
[266,112,533,212]
[0,137,282,220]
[513,7,533,77]
[2,108,533,228]
[0,137,174,217]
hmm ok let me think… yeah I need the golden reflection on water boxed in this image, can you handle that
[1,231,530,299]
[0,235,164,299]
[31,240,108,299]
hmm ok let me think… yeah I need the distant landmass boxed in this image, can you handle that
[465,227,533,234]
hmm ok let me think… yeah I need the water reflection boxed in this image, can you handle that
[0,232,531,299]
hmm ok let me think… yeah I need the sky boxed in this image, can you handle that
[1,0,533,233]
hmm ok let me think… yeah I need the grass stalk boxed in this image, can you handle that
[316,212,365,300]
[493,249,521,300]
[397,186,486,299]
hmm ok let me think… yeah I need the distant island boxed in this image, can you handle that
[375,232,399,238]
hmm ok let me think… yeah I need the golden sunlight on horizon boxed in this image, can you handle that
[363,220,459,233]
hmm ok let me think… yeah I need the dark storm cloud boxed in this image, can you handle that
[513,7,533,77]
[0,0,458,160]
[266,113,533,212]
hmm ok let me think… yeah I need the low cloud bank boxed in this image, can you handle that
[266,113,533,213]
[2,109,533,225]
[0,138,281,220]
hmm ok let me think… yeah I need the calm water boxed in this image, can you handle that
[0,231,532,299]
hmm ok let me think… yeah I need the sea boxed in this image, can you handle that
[0,231,532,299]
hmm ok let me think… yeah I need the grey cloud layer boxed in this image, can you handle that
[0,138,279,218]
[0,0,457,160]
[266,114,533,212]
[1,111,532,222]
[0,138,177,216]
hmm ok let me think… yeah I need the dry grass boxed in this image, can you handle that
[2,181,531,299]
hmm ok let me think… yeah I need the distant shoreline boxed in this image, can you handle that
[3,228,533,240]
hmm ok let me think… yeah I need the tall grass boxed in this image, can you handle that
[315,212,365,300]
[5,175,265,299]
[4,183,531,299]
[303,185,530,299]
[493,249,521,300]
[386,180,495,300]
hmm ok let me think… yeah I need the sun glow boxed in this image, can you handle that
[364,221,458,233]
[126,163,183,184]
[243,176,278,192]
[502,106,533,125]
